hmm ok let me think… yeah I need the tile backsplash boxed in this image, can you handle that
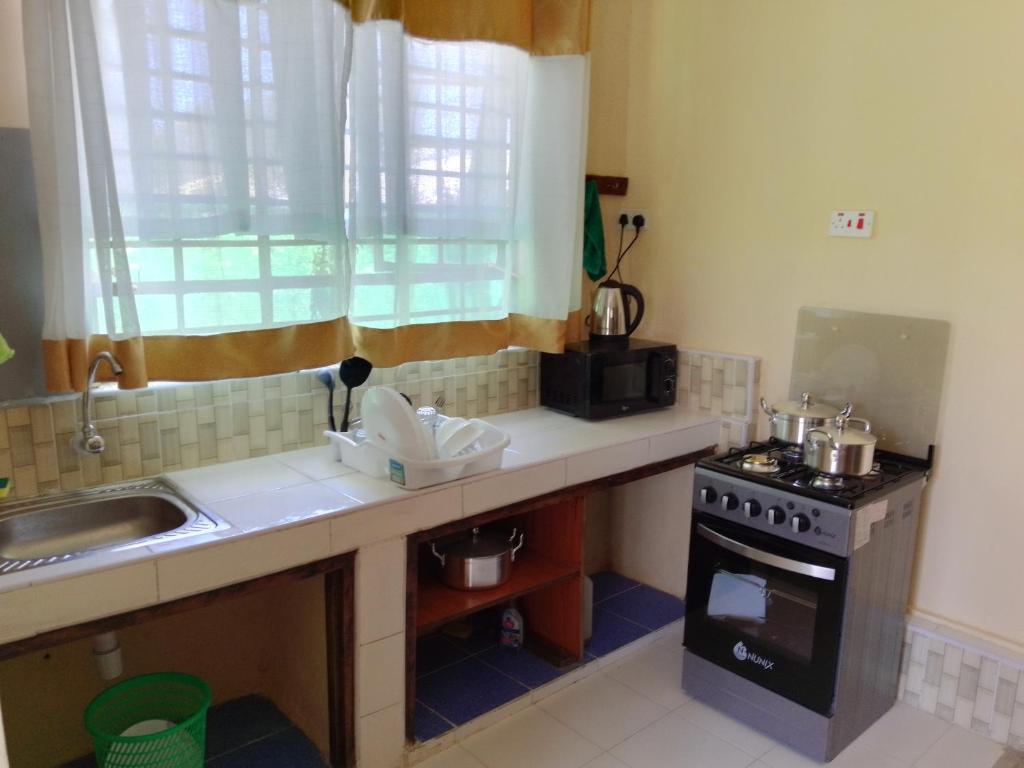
[901,621,1024,748]
[675,348,761,448]
[0,350,539,501]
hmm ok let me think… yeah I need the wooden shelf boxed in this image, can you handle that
[416,552,578,635]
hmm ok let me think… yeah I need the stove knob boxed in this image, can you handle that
[699,486,718,504]
[721,493,739,511]
[743,499,762,518]
[766,506,786,526]
[791,513,811,533]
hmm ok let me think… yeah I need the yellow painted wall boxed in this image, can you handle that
[588,0,1024,649]
[0,0,28,129]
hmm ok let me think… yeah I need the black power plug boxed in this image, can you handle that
[618,213,629,226]
[631,213,646,230]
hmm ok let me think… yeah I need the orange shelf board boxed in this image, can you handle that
[416,553,579,635]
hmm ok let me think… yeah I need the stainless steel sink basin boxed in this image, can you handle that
[0,479,229,574]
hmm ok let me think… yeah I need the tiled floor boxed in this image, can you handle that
[414,621,1010,768]
[415,572,685,742]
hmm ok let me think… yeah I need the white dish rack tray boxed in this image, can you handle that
[325,416,510,490]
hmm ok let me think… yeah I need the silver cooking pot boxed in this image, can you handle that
[803,416,877,476]
[760,391,852,444]
[431,527,525,591]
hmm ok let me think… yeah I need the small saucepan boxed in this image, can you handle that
[761,391,852,445]
[431,527,525,591]
[803,416,877,476]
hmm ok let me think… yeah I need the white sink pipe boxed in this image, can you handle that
[92,632,123,680]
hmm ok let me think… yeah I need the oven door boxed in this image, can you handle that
[684,513,847,715]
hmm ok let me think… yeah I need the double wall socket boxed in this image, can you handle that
[619,209,650,232]
[829,210,874,238]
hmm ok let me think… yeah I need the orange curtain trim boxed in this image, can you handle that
[337,0,590,56]
[42,313,583,392]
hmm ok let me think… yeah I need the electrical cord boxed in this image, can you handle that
[608,229,640,283]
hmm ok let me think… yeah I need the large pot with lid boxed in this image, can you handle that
[431,527,525,591]
[803,416,877,476]
[760,391,852,445]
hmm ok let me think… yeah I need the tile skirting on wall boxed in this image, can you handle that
[900,616,1024,748]
[0,350,539,501]
[675,348,761,449]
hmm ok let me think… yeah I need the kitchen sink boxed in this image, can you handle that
[0,479,229,575]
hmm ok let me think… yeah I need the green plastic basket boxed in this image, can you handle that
[84,673,211,768]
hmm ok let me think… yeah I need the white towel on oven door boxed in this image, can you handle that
[708,571,767,622]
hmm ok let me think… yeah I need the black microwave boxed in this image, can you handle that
[540,338,677,419]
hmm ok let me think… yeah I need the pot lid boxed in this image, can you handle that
[442,528,513,558]
[809,416,877,446]
[769,392,845,420]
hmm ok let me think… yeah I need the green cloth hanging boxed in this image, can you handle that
[582,179,606,281]
[0,333,13,366]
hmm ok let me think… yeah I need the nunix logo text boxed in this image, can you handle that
[733,641,775,671]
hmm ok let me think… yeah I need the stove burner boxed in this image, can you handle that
[812,473,846,490]
[703,438,926,506]
[781,444,804,462]
[741,454,779,473]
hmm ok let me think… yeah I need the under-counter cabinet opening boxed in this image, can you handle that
[405,462,699,747]
[0,553,354,768]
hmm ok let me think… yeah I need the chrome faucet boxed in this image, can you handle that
[77,352,125,454]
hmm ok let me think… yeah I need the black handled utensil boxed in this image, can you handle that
[316,369,336,432]
[339,356,373,432]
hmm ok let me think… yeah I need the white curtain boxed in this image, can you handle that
[23,0,588,385]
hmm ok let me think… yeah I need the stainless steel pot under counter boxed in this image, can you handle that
[431,527,525,591]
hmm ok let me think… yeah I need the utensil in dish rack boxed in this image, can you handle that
[435,417,486,459]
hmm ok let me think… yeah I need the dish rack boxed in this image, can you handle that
[325,416,510,490]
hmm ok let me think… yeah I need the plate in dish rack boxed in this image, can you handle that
[360,386,435,461]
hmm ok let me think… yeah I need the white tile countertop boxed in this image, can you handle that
[0,406,719,646]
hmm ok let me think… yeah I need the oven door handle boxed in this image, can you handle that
[696,524,837,582]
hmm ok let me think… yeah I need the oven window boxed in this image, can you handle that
[707,568,818,664]
[602,362,646,401]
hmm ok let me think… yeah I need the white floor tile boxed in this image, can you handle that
[676,698,778,758]
[610,711,755,768]
[537,673,669,750]
[760,740,905,768]
[461,708,602,768]
[606,637,691,710]
[583,755,631,768]
[912,724,1005,768]
[854,702,950,765]
[416,745,488,768]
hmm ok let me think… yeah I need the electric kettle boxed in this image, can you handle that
[589,280,645,341]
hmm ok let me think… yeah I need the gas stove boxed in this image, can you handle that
[698,438,931,509]
[684,437,931,761]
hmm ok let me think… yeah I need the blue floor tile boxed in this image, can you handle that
[599,584,685,631]
[585,608,650,657]
[417,634,470,677]
[204,694,292,759]
[206,726,327,768]
[417,657,529,726]
[591,570,641,603]
[415,702,455,742]
[476,646,568,689]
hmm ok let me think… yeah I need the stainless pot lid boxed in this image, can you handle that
[767,391,845,420]
[808,416,877,446]
[442,528,512,559]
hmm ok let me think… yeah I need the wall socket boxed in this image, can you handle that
[619,209,650,232]
[829,210,874,238]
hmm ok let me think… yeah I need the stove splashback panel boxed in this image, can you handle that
[789,307,950,462]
